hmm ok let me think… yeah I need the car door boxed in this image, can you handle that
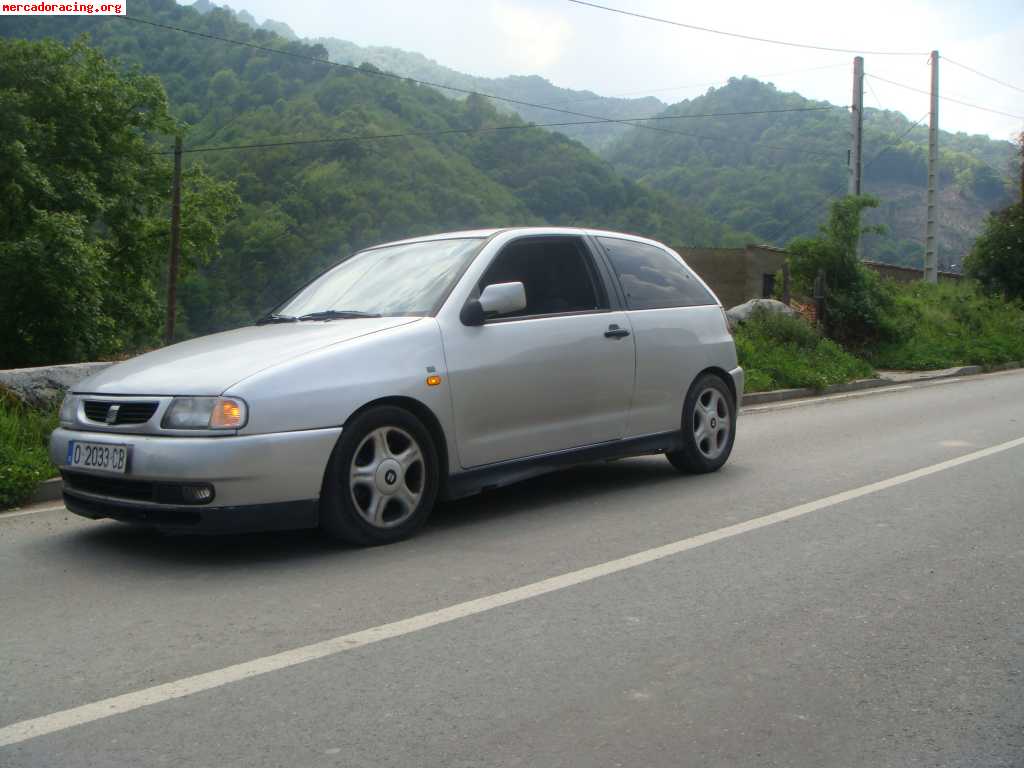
[441,234,636,469]
[594,235,730,437]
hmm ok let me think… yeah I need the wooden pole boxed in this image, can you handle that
[165,135,183,345]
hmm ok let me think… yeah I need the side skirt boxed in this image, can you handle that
[443,430,684,501]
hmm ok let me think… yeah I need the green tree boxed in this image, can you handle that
[965,135,1024,300]
[965,203,1024,300]
[786,195,894,346]
[0,37,237,366]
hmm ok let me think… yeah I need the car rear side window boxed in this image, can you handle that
[597,237,715,310]
[479,236,607,318]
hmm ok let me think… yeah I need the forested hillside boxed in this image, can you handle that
[1,0,742,340]
[197,2,668,151]
[606,78,1015,267]
[312,37,665,152]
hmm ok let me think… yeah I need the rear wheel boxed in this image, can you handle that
[320,406,439,545]
[666,374,736,474]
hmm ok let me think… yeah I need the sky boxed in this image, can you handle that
[190,0,1024,144]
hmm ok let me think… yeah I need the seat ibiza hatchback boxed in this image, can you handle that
[52,228,743,544]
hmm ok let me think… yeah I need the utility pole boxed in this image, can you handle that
[165,134,183,345]
[924,50,939,283]
[849,56,864,197]
[849,56,864,260]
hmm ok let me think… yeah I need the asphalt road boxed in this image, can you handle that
[2,370,1024,767]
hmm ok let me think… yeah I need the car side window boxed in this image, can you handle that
[478,237,608,319]
[597,237,716,310]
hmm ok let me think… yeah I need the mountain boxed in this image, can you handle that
[311,38,666,152]
[604,77,1016,267]
[0,0,742,339]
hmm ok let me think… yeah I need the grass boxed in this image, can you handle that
[0,393,58,509]
[734,309,875,393]
[866,281,1024,370]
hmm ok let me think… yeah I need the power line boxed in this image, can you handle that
[866,73,1024,120]
[162,107,841,156]
[762,113,930,245]
[565,0,928,56]
[942,57,1024,96]
[121,14,841,160]
[863,113,929,171]
[865,78,884,111]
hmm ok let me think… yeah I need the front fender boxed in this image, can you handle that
[227,318,457,467]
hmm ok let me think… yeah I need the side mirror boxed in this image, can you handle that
[460,282,527,326]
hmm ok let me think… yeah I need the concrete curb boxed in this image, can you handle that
[743,377,891,405]
[29,477,63,505]
[743,362,1020,407]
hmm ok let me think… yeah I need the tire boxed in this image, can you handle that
[320,405,439,545]
[666,373,736,474]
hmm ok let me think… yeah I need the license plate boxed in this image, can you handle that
[66,441,129,474]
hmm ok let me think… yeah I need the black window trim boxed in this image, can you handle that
[474,234,617,324]
[592,235,717,311]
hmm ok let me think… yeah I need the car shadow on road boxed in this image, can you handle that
[32,457,740,568]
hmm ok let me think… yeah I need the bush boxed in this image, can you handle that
[964,202,1024,301]
[787,195,896,347]
[867,281,1024,369]
[0,397,58,509]
[734,309,874,392]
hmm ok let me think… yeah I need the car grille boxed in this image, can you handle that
[63,471,154,501]
[83,400,159,425]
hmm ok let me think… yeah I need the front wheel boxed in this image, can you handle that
[320,406,439,545]
[666,374,736,474]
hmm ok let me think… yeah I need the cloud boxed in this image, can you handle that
[488,2,574,73]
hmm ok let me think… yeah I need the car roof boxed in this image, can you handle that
[366,227,670,250]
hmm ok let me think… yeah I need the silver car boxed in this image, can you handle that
[51,228,743,544]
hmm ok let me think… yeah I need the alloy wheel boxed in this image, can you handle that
[692,387,731,460]
[348,426,425,528]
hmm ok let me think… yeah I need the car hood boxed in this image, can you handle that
[75,317,422,396]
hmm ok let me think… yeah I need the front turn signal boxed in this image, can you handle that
[210,398,246,429]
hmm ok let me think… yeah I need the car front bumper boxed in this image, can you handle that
[49,426,342,533]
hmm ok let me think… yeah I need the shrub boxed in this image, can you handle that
[0,398,58,509]
[868,281,1024,369]
[787,195,896,347]
[734,308,874,392]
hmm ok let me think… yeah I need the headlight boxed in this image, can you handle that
[59,393,79,426]
[162,397,248,430]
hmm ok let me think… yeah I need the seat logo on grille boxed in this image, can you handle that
[105,405,120,425]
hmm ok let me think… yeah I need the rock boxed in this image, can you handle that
[0,362,115,410]
[726,298,799,325]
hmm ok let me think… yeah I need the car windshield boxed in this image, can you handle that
[273,237,484,319]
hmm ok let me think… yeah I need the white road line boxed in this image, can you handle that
[2,435,1023,748]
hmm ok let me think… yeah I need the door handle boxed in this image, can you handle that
[604,324,631,339]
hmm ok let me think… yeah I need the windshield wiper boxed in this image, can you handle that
[296,310,382,321]
[256,313,298,325]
